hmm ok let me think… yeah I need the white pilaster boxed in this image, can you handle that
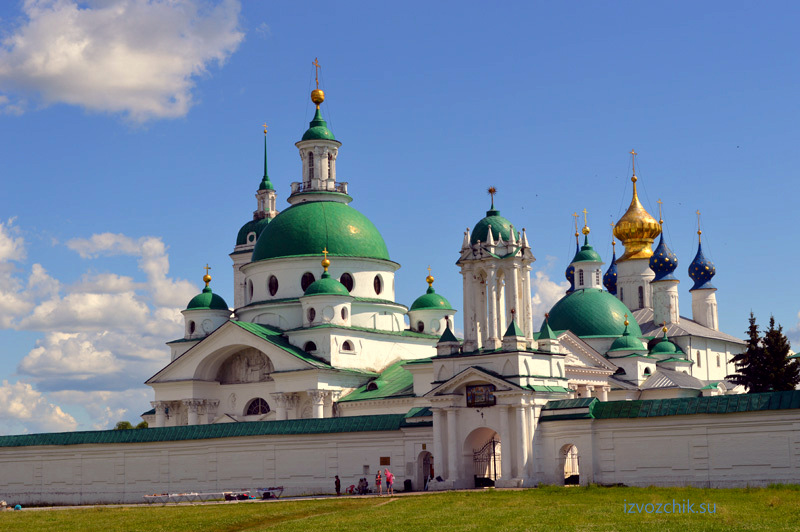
[499,406,512,480]
[433,409,445,480]
[446,408,458,481]
[486,268,500,349]
[653,280,680,326]
[514,406,527,479]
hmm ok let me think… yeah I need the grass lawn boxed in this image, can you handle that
[2,485,799,531]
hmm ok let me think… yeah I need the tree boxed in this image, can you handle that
[135,421,149,429]
[727,312,799,393]
[114,421,134,430]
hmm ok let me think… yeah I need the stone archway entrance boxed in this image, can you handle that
[560,444,579,485]
[417,451,433,491]
[464,427,501,488]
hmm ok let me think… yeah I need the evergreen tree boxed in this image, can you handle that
[727,313,799,392]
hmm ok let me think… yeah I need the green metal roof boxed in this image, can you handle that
[539,390,800,422]
[0,413,429,448]
[438,326,459,343]
[303,271,351,296]
[251,201,390,262]
[236,217,271,247]
[410,286,453,311]
[302,108,336,141]
[571,235,603,263]
[547,288,641,338]
[607,327,646,353]
[405,407,432,418]
[186,286,229,311]
[231,321,332,369]
[470,208,519,245]
[503,320,524,338]
[287,323,439,340]
[649,336,684,356]
[338,361,414,403]
[538,318,557,340]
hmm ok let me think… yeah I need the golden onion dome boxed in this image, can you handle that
[613,174,661,261]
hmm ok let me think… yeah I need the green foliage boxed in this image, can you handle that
[728,312,799,393]
[135,421,149,429]
[113,421,134,430]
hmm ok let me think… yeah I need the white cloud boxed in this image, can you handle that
[19,291,151,331]
[530,269,570,329]
[0,0,244,121]
[0,218,25,262]
[72,272,137,294]
[18,332,120,378]
[0,380,77,434]
[50,388,152,430]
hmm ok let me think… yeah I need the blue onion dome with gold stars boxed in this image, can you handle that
[650,235,678,281]
[688,241,716,290]
[410,272,453,311]
[649,326,684,356]
[187,271,229,310]
[607,317,646,353]
[603,244,618,295]
[470,187,520,245]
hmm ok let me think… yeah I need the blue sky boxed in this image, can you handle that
[0,0,797,434]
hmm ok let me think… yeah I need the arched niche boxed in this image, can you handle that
[216,348,274,384]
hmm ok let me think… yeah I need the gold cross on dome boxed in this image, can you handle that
[657,199,663,224]
[263,123,268,135]
[203,264,211,275]
[610,223,616,246]
[630,149,637,176]
[582,208,588,227]
[312,58,321,89]
[322,247,328,260]
[427,265,432,276]
[487,186,497,207]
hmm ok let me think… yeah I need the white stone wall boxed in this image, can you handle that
[537,410,800,487]
[0,428,432,506]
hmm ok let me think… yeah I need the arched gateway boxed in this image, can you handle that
[464,427,502,488]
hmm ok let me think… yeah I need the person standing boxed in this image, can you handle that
[334,475,341,496]
[384,469,394,495]
[375,470,383,496]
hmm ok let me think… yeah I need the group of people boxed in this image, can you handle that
[335,469,394,496]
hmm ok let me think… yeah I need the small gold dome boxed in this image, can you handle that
[613,176,661,261]
[311,89,325,106]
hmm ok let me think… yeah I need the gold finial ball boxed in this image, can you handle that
[582,226,590,235]
[624,319,629,326]
[662,325,668,334]
[426,274,435,286]
[697,229,702,236]
[203,274,212,284]
[631,175,638,183]
[311,89,325,105]
[321,258,331,269]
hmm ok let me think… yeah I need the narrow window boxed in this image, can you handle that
[328,153,332,177]
[247,279,253,302]
[620,287,624,302]
[341,307,348,320]
[374,275,383,295]
[697,350,702,368]
[307,308,316,322]
[638,286,644,308]
[301,272,316,291]
[268,275,279,296]
[716,354,720,367]
[308,152,315,180]
[188,321,196,334]
[578,270,584,286]
[417,321,424,333]
[595,270,601,285]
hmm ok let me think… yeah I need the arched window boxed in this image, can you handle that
[341,307,348,320]
[304,341,317,352]
[417,321,425,332]
[716,354,720,367]
[643,367,651,377]
[188,321,195,334]
[373,275,383,295]
[308,152,314,180]
[697,350,702,367]
[246,398,270,416]
[620,287,624,302]
[328,153,332,177]
[247,279,253,302]
[268,275,279,296]
[340,273,354,292]
[638,286,644,308]
[342,340,354,351]
[578,269,584,286]
[301,272,316,291]
[595,270,601,285]
[366,381,378,391]
[307,308,316,322]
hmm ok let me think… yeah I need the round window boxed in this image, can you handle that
[268,275,279,296]
[307,307,316,322]
[301,272,316,291]
[373,274,383,295]
[340,272,354,292]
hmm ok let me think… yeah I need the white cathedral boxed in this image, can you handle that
[2,82,798,504]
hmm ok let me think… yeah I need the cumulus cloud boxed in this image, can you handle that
[0,380,77,433]
[50,388,152,430]
[18,332,120,378]
[0,218,25,262]
[0,0,244,121]
[530,262,570,329]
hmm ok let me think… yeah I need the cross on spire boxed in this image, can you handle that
[573,212,579,243]
[610,222,616,247]
[312,58,321,89]
[630,149,637,176]
[696,210,702,242]
[657,199,663,225]
[203,264,211,275]
[487,186,497,208]
[263,123,267,136]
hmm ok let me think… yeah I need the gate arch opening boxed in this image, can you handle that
[464,426,501,488]
[560,443,580,485]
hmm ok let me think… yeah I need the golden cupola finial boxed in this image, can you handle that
[203,264,212,287]
[321,248,331,272]
[426,265,434,288]
[612,149,661,261]
[311,57,325,109]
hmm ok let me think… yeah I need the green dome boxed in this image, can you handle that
[187,286,229,311]
[304,271,351,296]
[252,201,390,261]
[608,328,646,352]
[649,336,684,356]
[236,218,271,247]
[470,208,520,245]
[571,235,602,263]
[301,108,336,141]
[410,287,453,311]
[547,289,641,338]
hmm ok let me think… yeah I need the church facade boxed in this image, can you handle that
[1,82,799,504]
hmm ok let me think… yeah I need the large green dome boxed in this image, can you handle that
[471,208,520,245]
[547,289,641,338]
[252,201,390,261]
[410,287,453,311]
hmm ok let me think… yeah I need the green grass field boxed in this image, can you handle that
[2,485,799,531]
